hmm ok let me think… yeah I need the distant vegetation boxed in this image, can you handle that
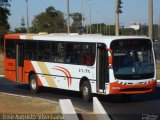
[10,5,160,40]
[30,6,66,33]
[0,0,11,52]
[157,62,160,80]
[0,1,160,52]
[154,42,160,61]
[154,42,160,79]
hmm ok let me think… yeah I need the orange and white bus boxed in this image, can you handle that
[4,33,157,101]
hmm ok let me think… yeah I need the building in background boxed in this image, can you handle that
[129,22,141,30]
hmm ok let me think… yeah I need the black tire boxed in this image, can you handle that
[29,74,39,93]
[81,81,92,101]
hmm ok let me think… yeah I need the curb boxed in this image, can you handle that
[60,99,79,120]
[0,92,85,113]
[0,92,59,105]
[0,75,4,77]
[93,97,111,120]
[157,80,160,87]
[60,97,111,120]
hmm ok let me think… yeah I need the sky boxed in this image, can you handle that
[8,0,160,30]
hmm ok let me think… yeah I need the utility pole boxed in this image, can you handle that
[67,0,70,34]
[156,9,160,39]
[115,0,123,36]
[89,5,92,34]
[26,0,29,33]
[100,23,102,34]
[105,18,108,35]
[159,10,160,39]
[81,0,84,27]
[97,24,99,33]
[148,0,153,40]
[21,16,25,27]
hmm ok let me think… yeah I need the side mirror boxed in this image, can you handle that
[108,56,112,65]
[106,48,112,65]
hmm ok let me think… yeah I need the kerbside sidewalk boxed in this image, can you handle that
[0,92,61,114]
[157,80,160,87]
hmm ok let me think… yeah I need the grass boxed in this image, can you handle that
[157,61,160,80]
[157,69,160,80]
[0,54,3,62]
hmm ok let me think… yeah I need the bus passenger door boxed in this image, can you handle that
[16,43,24,82]
[96,43,109,93]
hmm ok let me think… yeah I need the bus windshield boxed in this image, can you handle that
[110,39,155,80]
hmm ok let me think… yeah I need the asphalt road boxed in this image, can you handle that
[0,77,160,120]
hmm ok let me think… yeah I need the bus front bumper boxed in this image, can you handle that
[109,80,157,94]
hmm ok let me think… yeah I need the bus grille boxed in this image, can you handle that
[120,88,152,92]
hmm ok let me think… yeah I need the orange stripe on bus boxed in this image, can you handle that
[5,34,20,39]
[109,81,156,94]
[54,66,72,87]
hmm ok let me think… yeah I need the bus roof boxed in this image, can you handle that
[5,33,151,46]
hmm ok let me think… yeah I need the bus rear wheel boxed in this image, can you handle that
[29,74,39,93]
[81,81,92,101]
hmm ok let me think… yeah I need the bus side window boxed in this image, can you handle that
[5,40,16,59]
[38,41,51,62]
[82,55,94,65]
[82,43,96,66]
[52,42,65,63]
[65,43,81,65]
[25,41,37,61]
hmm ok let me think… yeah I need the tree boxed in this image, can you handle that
[0,0,10,36]
[70,13,82,26]
[0,0,10,7]
[0,0,11,52]
[0,7,10,36]
[70,13,84,32]
[30,6,66,33]
[14,27,27,33]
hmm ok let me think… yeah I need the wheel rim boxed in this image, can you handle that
[83,86,89,97]
[31,78,37,90]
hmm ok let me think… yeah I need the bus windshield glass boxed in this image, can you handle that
[110,39,154,80]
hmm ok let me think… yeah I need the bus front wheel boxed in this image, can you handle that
[81,81,92,101]
[29,74,39,93]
